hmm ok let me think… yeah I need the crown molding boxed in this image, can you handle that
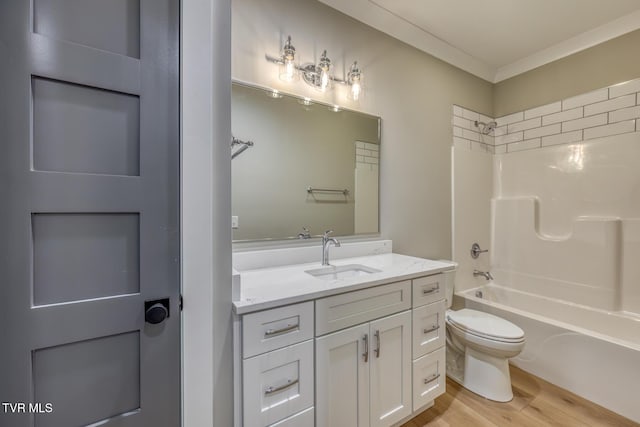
[319,0,640,84]
[318,0,496,82]
[493,9,640,82]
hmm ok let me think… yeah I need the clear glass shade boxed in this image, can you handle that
[279,59,297,82]
[319,68,331,91]
[349,79,361,101]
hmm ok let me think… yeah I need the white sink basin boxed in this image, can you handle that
[305,264,381,280]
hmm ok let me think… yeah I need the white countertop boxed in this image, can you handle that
[233,253,456,314]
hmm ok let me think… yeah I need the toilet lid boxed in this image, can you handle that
[447,309,524,342]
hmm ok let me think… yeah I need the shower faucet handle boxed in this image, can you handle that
[470,242,488,259]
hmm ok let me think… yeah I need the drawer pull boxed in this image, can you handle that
[265,378,299,395]
[362,334,369,363]
[423,373,440,385]
[264,323,299,338]
[423,324,440,334]
[422,286,439,295]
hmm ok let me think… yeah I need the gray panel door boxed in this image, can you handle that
[0,1,180,426]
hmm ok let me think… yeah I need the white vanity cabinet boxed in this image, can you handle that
[234,262,456,427]
[315,281,413,427]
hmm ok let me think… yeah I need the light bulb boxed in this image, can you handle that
[316,50,332,92]
[350,80,361,101]
[320,70,329,91]
[347,61,362,101]
[278,36,297,82]
[279,60,295,81]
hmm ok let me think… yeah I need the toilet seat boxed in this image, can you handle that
[446,309,524,343]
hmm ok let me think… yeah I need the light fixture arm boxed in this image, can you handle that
[265,55,347,85]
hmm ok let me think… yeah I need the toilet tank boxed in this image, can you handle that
[443,269,456,309]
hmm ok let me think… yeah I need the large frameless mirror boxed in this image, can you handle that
[231,82,381,242]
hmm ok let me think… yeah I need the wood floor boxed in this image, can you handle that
[402,365,638,427]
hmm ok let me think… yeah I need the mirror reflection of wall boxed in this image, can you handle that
[232,83,380,242]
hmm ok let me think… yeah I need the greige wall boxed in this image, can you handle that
[231,83,378,240]
[232,0,492,259]
[494,29,640,117]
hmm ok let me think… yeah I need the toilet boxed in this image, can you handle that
[444,276,525,402]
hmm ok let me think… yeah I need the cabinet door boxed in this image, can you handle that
[316,324,370,427]
[369,311,412,427]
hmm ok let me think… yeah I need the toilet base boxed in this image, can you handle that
[462,347,513,402]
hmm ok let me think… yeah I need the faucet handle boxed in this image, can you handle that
[323,230,334,238]
[470,242,489,259]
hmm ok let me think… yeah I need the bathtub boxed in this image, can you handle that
[456,283,640,423]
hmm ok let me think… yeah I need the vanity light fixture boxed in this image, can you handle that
[266,35,363,99]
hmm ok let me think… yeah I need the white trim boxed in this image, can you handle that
[318,0,640,83]
[181,0,233,426]
[317,0,495,82]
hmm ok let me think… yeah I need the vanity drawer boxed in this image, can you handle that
[243,301,314,358]
[412,300,446,359]
[315,280,411,336]
[412,347,446,412]
[412,274,445,307]
[243,340,314,427]
[268,407,314,427]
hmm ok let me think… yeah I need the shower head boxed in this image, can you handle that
[474,120,497,135]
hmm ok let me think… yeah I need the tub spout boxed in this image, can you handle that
[473,270,493,281]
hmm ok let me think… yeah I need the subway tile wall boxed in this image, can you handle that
[355,141,379,169]
[453,77,640,154]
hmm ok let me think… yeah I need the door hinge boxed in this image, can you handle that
[179,295,184,311]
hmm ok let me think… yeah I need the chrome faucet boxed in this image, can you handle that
[321,230,341,266]
[473,270,494,281]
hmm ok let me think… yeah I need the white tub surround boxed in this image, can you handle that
[492,197,621,310]
[456,284,640,423]
[232,241,455,427]
[452,77,640,423]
